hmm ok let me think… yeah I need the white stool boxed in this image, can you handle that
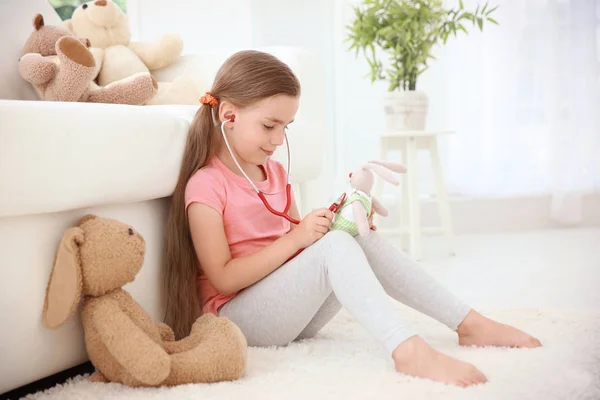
[374,130,455,260]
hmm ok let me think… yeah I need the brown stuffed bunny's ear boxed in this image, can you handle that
[43,227,85,329]
[33,14,44,31]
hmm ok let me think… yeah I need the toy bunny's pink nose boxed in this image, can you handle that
[95,0,107,6]
[349,173,353,178]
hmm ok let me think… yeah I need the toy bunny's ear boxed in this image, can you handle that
[33,14,44,31]
[363,162,400,186]
[369,160,407,173]
[43,227,85,329]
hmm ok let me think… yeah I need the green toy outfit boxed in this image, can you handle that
[330,190,373,237]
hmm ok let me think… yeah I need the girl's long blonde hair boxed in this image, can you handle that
[164,50,301,339]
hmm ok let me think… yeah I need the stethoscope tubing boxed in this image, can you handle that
[220,117,299,224]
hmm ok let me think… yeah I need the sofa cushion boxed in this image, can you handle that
[0,99,319,218]
[0,100,197,218]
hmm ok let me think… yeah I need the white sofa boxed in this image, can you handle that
[0,0,327,394]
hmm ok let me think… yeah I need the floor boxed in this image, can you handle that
[390,227,600,313]
[20,307,600,399]
[9,227,600,399]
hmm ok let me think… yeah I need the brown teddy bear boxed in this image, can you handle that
[19,14,158,105]
[43,214,247,387]
[63,0,202,105]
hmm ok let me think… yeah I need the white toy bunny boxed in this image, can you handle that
[330,160,406,237]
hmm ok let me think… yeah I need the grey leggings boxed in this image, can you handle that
[219,230,471,354]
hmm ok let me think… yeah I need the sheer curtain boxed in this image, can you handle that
[442,0,600,224]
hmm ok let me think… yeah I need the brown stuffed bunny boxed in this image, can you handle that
[43,214,247,387]
[19,14,158,105]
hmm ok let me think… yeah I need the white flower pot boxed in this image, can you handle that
[383,90,429,131]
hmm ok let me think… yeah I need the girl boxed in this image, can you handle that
[164,50,541,388]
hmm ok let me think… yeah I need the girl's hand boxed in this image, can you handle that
[291,208,334,248]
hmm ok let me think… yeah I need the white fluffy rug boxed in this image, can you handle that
[25,306,600,400]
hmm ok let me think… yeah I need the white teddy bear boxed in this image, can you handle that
[64,0,200,105]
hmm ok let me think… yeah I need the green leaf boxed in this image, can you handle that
[459,0,464,9]
[486,5,499,15]
[113,0,127,12]
[49,0,80,6]
[52,5,76,20]
[477,18,483,30]
[488,17,499,25]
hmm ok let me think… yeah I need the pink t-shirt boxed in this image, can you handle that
[184,156,293,315]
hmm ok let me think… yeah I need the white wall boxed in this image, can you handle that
[129,0,254,53]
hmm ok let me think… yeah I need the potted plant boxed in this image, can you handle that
[346,0,498,131]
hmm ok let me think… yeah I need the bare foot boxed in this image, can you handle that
[457,310,542,348]
[392,336,487,387]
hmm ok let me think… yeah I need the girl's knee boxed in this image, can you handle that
[319,230,363,256]
[322,230,356,246]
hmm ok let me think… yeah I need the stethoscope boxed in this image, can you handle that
[219,115,347,261]
[220,115,302,225]
[220,116,347,227]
